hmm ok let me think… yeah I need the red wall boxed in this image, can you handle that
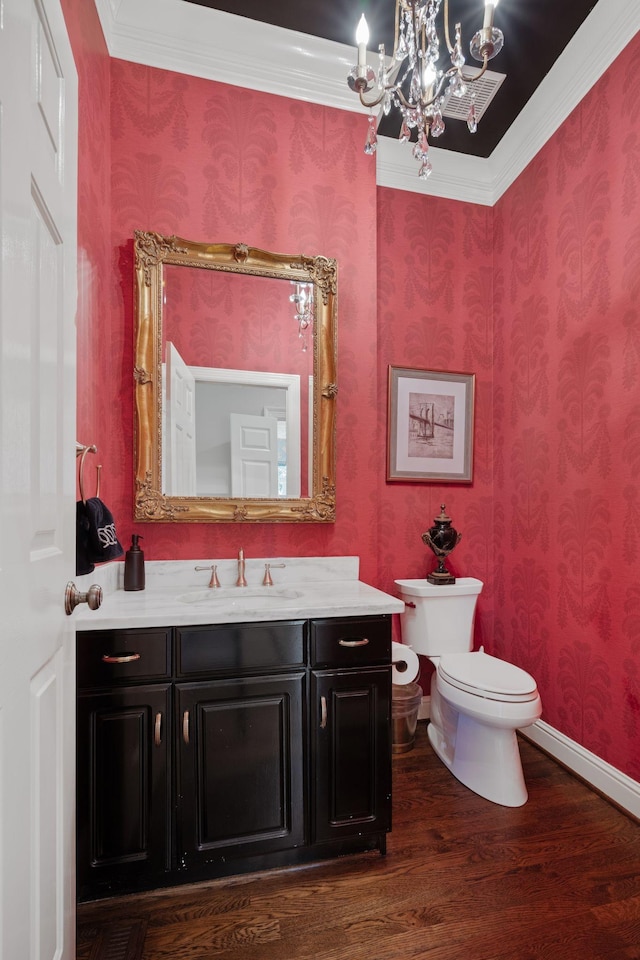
[376,189,495,676]
[63,0,640,781]
[61,0,111,491]
[105,60,380,579]
[493,33,640,779]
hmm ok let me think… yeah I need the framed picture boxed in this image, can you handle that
[387,366,475,483]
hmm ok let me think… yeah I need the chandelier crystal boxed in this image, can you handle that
[290,281,314,352]
[347,0,504,178]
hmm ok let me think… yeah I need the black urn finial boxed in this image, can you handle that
[421,504,461,585]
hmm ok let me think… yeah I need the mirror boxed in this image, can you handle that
[133,232,337,522]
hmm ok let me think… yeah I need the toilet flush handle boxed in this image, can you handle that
[403,600,416,608]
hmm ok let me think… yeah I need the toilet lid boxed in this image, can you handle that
[438,650,538,702]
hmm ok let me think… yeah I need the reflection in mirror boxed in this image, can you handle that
[134,233,337,522]
[161,267,313,499]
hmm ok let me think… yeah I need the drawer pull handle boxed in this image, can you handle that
[183,710,190,745]
[338,638,369,647]
[320,696,327,729]
[154,712,162,747]
[101,653,141,664]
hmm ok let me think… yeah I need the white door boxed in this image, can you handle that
[230,413,279,497]
[0,1,78,958]
[165,341,197,495]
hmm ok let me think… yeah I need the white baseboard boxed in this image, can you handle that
[418,698,640,820]
[520,720,640,821]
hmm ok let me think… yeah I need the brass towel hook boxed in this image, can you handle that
[76,442,99,504]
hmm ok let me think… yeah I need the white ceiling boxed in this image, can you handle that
[94,0,639,205]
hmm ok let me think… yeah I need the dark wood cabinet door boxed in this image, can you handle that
[176,673,305,867]
[311,667,391,844]
[76,684,171,901]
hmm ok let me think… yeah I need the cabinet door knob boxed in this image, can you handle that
[154,712,162,747]
[338,638,369,647]
[101,653,141,664]
[183,710,190,745]
[320,696,327,729]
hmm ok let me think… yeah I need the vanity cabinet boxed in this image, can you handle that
[76,628,172,903]
[310,618,392,846]
[76,615,391,902]
[174,621,306,868]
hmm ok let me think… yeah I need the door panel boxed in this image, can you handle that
[0,0,78,952]
[230,412,279,496]
[312,668,391,844]
[165,341,197,495]
[76,685,172,902]
[177,674,305,865]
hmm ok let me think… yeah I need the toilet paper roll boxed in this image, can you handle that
[391,641,420,685]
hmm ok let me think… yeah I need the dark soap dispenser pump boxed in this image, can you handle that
[124,534,145,591]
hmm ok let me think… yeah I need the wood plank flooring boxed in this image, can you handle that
[77,724,640,960]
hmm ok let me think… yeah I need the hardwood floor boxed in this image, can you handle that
[77,724,640,959]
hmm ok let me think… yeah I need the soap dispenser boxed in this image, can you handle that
[124,534,145,591]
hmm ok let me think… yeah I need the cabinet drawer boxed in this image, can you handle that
[177,620,306,677]
[77,629,172,688]
[310,616,391,668]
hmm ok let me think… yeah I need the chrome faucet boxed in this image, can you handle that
[236,548,247,587]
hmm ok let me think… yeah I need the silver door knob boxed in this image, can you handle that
[64,581,103,616]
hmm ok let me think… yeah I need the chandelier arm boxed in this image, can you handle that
[393,0,401,58]
[458,56,489,84]
[357,85,387,110]
[443,0,455,55]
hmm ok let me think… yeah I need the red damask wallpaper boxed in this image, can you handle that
[376,191,495,680]
[493,33,640,779]
[61,0,111,478]
[108,60,380,578]
[63,0,640,782]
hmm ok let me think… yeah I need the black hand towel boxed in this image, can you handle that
[83,497,124,564]
[76,501,95,575]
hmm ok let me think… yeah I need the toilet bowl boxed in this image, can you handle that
[394,577,542,807]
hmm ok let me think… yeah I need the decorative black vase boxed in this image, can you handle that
[421,504,461,585]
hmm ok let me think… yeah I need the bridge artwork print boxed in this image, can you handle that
[387,367,475,484]
[408,393,455,460]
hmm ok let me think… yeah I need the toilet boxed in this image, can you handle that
[394,577,542,807]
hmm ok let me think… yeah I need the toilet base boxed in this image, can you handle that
[428,713,529,807]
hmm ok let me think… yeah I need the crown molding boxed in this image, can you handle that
[376,138,496,206]
[93,0,365,115]
[94,0,639,206]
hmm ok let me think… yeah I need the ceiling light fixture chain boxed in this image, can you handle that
[347,0,504,178]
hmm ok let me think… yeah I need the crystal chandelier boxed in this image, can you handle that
[347,0,504,178]
[290,281,314,352]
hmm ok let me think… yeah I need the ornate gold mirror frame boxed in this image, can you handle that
[133,231,337,522]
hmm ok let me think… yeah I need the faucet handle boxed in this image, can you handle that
[195,564,221,588]
[263,562,286,586]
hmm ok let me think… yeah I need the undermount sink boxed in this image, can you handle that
[178,587,302,607]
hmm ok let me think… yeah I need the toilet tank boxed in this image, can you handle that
[394,577,483,657]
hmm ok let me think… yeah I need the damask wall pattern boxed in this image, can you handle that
[108,59,380,581]
[60,0,112,500]
[493,31,640,779]
[63,0,640,783]
[376,189,496,676]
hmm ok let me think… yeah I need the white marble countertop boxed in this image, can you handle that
[73,556,405,630]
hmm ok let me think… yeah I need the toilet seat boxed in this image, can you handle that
[437,649,538,703]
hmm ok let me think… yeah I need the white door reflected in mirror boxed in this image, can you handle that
[230,412,279,497]
[163,343,303,499]
[166,341,197,495]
